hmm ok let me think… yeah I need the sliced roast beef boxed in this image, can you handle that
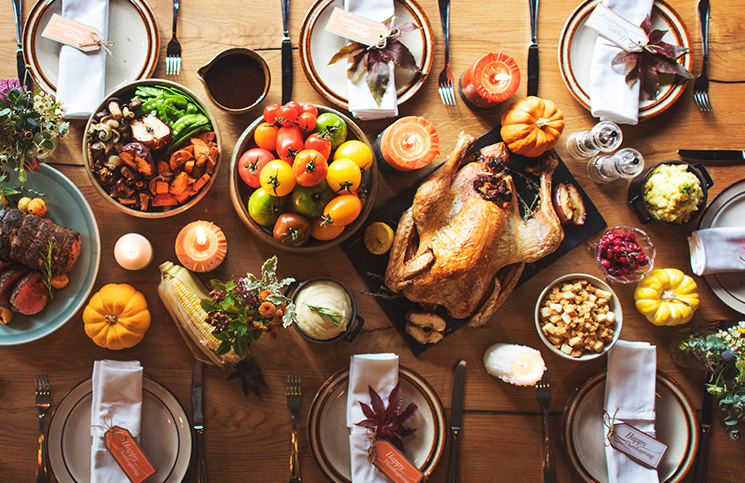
[0,264,29,304]
[0,208,81,275]
[10,271,48,315]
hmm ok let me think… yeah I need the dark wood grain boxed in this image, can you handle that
[1,0,745,481]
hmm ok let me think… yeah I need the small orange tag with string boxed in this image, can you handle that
[41,13,113,53]
[104,426,156,483]
[368,439,423,483]
[604,411,667,469]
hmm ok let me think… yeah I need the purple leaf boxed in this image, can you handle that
[329,43,366,65]
[369,385,386,415]
[366,61,391,107]
[640,15,652,35]
[387,40,421,72]
[648,28,666,44]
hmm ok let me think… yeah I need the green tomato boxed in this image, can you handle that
[291,181,335,218]
[314,113,348,151]
[248,187,287,227]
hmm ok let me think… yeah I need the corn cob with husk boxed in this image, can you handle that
[158,261,241,368]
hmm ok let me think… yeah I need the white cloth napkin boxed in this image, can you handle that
[589,0,654,125]
[604,340,658,483]
[689,227,745,275]
[347,353,399,483]
[91,360,143,483]
[344,0,398,120]
[57,0,110,119]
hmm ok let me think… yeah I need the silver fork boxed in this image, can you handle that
[693,0,712,111]
[166,0,181,75]
[286,375,302,483]
[437,0,456,105]
[34,374,51,483]
[535,369,556,483]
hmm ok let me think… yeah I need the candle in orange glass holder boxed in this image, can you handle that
[175,221,227,272]
[374,116,439,171]
[460,52,520,108]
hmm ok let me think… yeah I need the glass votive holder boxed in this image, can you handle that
[587,148,644,184]
[566,121,623,159]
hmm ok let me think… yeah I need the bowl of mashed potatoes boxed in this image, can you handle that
[628,161,712,225]
[290,277,364,343]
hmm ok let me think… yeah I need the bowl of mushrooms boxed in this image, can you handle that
[83,79,221,218]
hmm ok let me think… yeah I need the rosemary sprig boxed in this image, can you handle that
[40,241,55,299]
[306,304,343,327]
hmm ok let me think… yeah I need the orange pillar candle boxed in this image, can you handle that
[374,116,440,171]
[175,221,227,272]
[460,52,520,108]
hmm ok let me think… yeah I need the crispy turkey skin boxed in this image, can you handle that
[385,132,564,326]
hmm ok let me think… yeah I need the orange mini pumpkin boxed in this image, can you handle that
[83,283,151,350]
[500,97,565,158]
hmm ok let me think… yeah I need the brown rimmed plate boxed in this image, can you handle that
[558,0,692,121]
[562,371,699,483]
[308,366,446,482]
[298,0,434,110]
[23,0,159,97]
[48,377,191,483]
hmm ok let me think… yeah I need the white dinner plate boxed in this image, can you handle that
[562,371,698,483]
[48,377,192,483]
[307,366,446,482]
[0,164,100,345]
[23,0,159,97]
[298,0,434,110]
[698,178,745,314]
[558,0,692,121]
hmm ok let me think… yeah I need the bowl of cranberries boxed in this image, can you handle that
[593,226,655,284]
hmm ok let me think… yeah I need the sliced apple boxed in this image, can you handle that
[552,183,574,224]
[406,311,447,332]
[406,324,444,345]
[130,114,172,150]
[566,183,587,225]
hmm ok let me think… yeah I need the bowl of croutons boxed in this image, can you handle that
[534,274,622,361]
[83,79,221,218]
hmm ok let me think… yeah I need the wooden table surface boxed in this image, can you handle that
[2,0,745,481]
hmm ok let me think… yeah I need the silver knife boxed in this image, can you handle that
[527,0,539,96]
[192,360,208,482]
[11,0,31,91]
[692,372,714,483]
[678,149,745,162]
[281,0,292,105]
[447,360,466,483]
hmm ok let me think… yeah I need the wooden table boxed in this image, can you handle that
[2,0,745,481]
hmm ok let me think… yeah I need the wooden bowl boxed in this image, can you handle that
[82,79,222,218]
[229,105,378,252]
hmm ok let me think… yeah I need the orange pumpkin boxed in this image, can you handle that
[500,97,564,158]
[83,283,151,350]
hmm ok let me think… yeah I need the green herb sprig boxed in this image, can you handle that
[307,304,343,327]
[40,241,55,299]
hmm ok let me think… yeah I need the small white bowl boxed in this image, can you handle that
[534,273,622,361]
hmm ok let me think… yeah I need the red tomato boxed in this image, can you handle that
[254,122,279,151]
[322,194,362,226]
[284,101,302,115]
[276,105,299,126]
[273,213,311,247]
[303,133,332,160]
[262,104,280,124]
[238,147,274,188]
[301,104,319,117]
[310,217,345,241]
[293,149,329,187]
[276,125,304,164]
[297,112,317,133]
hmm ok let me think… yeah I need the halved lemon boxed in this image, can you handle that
[364,222,394,255]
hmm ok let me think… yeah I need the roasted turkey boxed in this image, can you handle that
[385,132,564,326]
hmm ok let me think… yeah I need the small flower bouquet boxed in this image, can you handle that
[0,78,69,185]
[680,321,745,440]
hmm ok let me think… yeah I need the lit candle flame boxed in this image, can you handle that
[195,226,208,249]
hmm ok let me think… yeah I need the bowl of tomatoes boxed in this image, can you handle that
[229,102,378,252]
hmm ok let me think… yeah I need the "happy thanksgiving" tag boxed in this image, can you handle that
[324,7,390,46]
[41,13,106,52]
[609,422,668,469]
[585,4,648,53]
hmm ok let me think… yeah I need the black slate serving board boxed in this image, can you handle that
[340,125,606,355]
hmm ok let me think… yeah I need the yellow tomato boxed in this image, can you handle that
[326,158,361,193]
[260,160,296,197]
[333,140,373,172]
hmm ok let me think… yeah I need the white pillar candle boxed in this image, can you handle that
[483,343,546,386]
[114,233,153,271]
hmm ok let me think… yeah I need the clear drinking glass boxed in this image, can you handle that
[566,121,623,159]
[587,148,644,184]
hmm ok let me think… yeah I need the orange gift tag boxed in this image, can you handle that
[41,13,104,52]
[370,440,423,483]
[104,426,156,483]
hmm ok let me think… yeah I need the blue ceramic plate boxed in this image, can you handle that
[0,164,101,345]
